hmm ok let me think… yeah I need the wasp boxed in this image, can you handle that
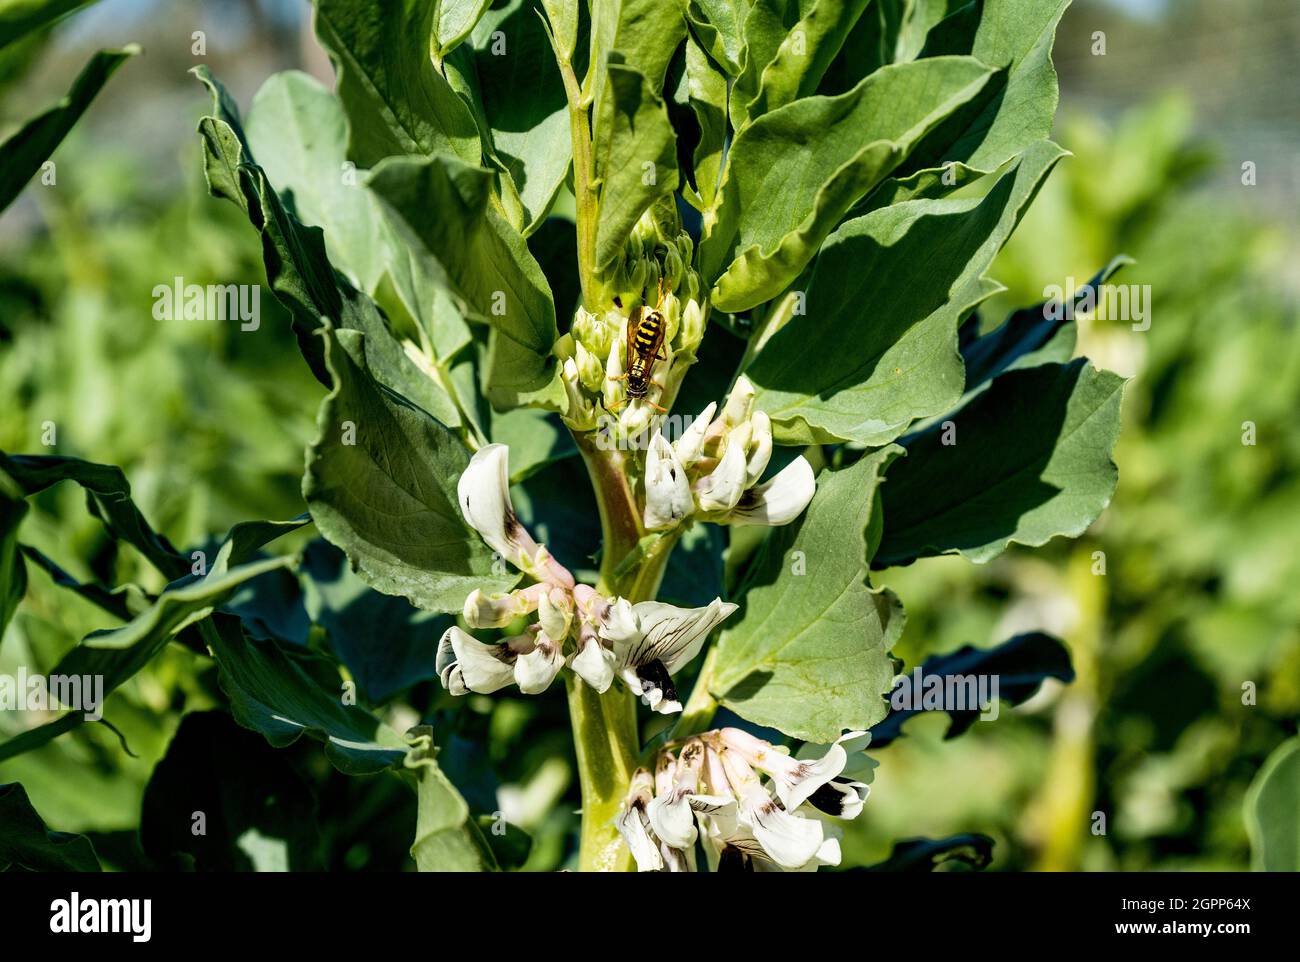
[609,281,669,412]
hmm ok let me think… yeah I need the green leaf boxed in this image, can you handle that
[701,56,995,311]
[586,0,687,100]
[1246,736,1300,871]
[540,0,578,62]
[431,0,495,61]
[0,469,28,643]
[312,0,481,169]
[0,452,186,578]
[733,0,872,128]
[747,140,1064,445]
[466,0,573,234]
[592,63,680,268]
[900,0,1069,176]
[958,256,1131,398]
[863,833,994,872]
[203,615,408,775]
[303,327,516,614]
[301,540,449,704]
[245,70,387,294]
[0,0,100,52]
[17,545,149,623]
[709,446,904,742]
[140,711,320,870]
[0,517,304,762]
[0,783,100,871]
[368,153,562,410]
[681,32,728,207]
[876,360,1124,567]
[867,632,1075,746]
[194,67,462,426]
[408,727,496,871]
[680,0,747,75]
[489,407,576,483]
[0,44,136,213]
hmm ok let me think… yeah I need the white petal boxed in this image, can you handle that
[602,339,625,409]
[569,634,616,692]
[720,375,755,430]
[695,438,747,513]
[616,598,738,674]
[462,584,543,629]
[597,597,640,644]
[457,444,541,571]
[537,587,573,641]
[726,455,816,526]
[673,401,716,467]
[513,635,563,694]
[643,432,694,530]
[648,793,697,850]
[747,799,828,870]
[439,626,516,695]
[745,410,773,485]
[616,808,663,872]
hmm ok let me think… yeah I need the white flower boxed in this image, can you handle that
[643,431,693,531]
[457,444,574,587]
[621,729,871,872]
[726,456,816,527]
[598,598,738,714]
[644,377,816,530]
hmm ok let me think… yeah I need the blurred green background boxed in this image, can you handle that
[1,0,1296,871]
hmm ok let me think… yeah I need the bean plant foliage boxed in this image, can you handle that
[0,0,1128,873]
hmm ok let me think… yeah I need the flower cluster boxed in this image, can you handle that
[618,729,873,872]
[642,375,816,530]
[555,208,705,437]
[437,444,737,712]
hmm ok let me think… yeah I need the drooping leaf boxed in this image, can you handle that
[301,540,449,704]
[0,0,101,52]
[368,153,562,409]
[203,615,409,775]
[407,727,496,871]
[0,452,186,578]
[709,447,904,742]
[958,257,1131,398]
[700,56,994,311]
[0,783,100,871]
[312,0,481,169]
[862,833,994,872]
[0,44,136,212]
[0,518,304,762]
[1246,736,1300,871]
[303,327,516,614]
[747,140,1064,445]
[592,63,680,268]
[0,469,28,643]
[431,0,495,61]
[140,711,321,871]
[17,544,148,623]
[875,359,1124,567]
[867,632,1075,747]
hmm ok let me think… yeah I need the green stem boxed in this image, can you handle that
[566,674,639,871]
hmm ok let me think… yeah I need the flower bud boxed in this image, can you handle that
[680,298,705,351]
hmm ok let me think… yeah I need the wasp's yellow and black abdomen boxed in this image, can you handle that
[625,309,666,399]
